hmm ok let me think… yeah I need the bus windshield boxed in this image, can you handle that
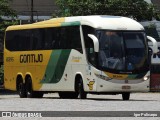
[96,30,149,73]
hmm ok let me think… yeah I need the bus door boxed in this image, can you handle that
[150,64,160,92]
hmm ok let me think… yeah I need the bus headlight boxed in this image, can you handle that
[143,76,149,81]
[95,73,112,81]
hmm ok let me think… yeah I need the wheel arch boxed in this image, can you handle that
[25,73,32,83]
[74,72,85,91]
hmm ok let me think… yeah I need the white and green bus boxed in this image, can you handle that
[4,15,157,100]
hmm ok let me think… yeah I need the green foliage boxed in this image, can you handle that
[55,0,160,21]
[0,0,18,46]
[0,0,15,16]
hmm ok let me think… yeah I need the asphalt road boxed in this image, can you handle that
[0,91,159,120]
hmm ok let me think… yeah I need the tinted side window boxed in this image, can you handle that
[45,26,82,52]
[69,26,82,52]
[5,26,82,52]
[82,25,97,66]
[32,29,45,50]
[31,26,82,51]
[44,28,59,49]
[82,25,94,49]
[59,27,68,49]
[6,30,31,51]
[6,31,16,51]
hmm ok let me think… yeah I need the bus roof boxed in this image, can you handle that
[6,15,144,31]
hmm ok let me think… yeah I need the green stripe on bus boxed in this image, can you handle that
[127,72,147,79]
[41,49,71,83]
[61,21,80,26]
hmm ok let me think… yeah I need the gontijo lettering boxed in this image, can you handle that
[20,54,43,63]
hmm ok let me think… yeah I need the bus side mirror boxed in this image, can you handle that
[147,36,158,54]
[88,34,99,52]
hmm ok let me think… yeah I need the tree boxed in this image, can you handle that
[0,0,17,51]
[55,0,160,21]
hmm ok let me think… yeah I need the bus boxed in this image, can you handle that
[149,42,160,92]
[140,20,160,92]
[150,63,160,92]
[4,15,158,100]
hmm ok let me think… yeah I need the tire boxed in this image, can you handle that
[122,93,130,100]
[25,77,38,98]
[18,82,27,98]
[78,79,87,99]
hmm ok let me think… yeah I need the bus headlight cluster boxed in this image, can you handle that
[143,76,149,81]
[95,73,112,81]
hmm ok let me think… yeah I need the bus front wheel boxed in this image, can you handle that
[78,79,87,99]
[122,92,130,100]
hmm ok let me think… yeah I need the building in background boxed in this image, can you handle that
[8,0,58,24]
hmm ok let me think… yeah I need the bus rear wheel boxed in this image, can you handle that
[26,76,43,98]
[18,82,27,98]
[122,92,130,100]
[26,77,34,98]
